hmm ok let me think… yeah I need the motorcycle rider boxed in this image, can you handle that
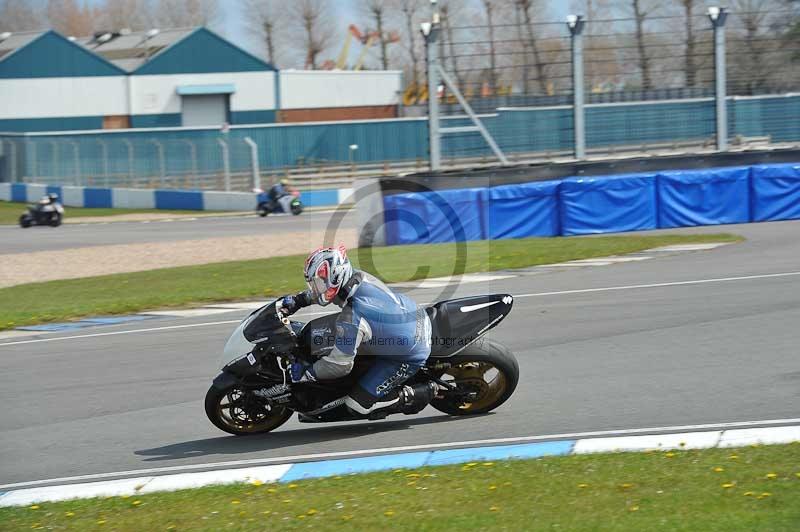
[267,179,295,214]
[279,245,435,417]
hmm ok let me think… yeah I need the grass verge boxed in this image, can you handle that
[2,444,799,531]
[0,233,742,330]
[0,200,210,225]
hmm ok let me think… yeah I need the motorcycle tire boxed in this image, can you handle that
[205,383,293,436]
[291,203,303,216]
[50,213,62,227]
[430,338,519,416]
[257,207,269,217]
[19,215,31,228]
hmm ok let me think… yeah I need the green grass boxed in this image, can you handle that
[2,444,799,531]
[0,233,742,330]
[0,200,210,225]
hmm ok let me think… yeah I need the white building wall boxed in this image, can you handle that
[279,71,403,109]
[0,76,127,119]
[131,71,277,115]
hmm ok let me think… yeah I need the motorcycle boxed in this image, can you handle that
[19,199,64,228]
[205,294,518,435]
[255,189,303,217]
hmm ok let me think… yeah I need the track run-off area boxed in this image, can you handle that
[1,218,799,488]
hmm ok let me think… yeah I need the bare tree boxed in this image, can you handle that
[631,0,653,89]
[244,0,284,66]
[154,0,219,28]
[481,0,498,91]
[292,0,336,69]
[363,0,389,69]
[389,0,423,85]
[516,0,548,94]
[46,0,96,36]
[680,0,700,87]
[97,0,153,31]
[440,0,464,89]
[0,0,45,32]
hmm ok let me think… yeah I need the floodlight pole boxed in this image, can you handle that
[568,15,586,159]
[709,7,728,151]
[423,11,441,171]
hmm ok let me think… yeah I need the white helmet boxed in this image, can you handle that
[303,245,353,306]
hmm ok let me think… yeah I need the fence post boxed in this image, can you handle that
[243,136,260,191]
[97,139,109,187]
[122,139,134,187]
[184,140,198,184]
[567,14,586,159]
[423,4,441,171]
[68,140,80,186]
[149,140,166,187]
[28,139,36,183]
[217,138,231,191]
[709,6,728,151]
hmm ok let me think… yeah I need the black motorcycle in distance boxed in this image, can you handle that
[19,197,64,228]
[205,294,518,435]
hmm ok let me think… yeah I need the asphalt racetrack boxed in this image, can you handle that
[1,220,799,487]
[0,208,357,254]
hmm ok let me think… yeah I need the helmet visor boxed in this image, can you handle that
[306,260,337,304]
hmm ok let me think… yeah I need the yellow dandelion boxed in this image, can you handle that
[231,500,241,505]
[423,474,436,478]
[629,506,639,512]
[167,526,176,531]
[760,492,772,498]
[795,472,800,478]
[307,509,317,515]
[30,524,42,530]
[384,510,395,517]
[578,483,589,488]
[263,511,272,515]
[393,469,404,473]
[766,473,777,479]
[619,483,634,489]
[665,452,675,458]
[251,479,264,486]
[488,485,497,490]
[132,500,142,506]
[744,491,754,496]
[482,462,494,466]
[489,506,500,512]
[65,511,75,517]
[267,488,277,493]
[121,494,131,499]
[288,484,299,489]
[297,515,306,519]
[465,462,478,467]
[713,467,725,472]
[29,505,39,510]
[729,454,739,460]
[721,483,735,489]
[97,520,106,525]
[282,499,292,503]
[342,515,353,521]
[406,473,421,479]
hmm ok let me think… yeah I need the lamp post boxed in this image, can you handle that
[421,0,441,171]
[567,14,586,159]
[708,6,728,151]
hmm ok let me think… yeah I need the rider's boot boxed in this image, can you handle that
[344,382,438,419]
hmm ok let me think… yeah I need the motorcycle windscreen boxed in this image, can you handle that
[428,294,513,357]
[218,300,294,369]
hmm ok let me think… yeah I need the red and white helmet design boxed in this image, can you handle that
[304,245,353,305]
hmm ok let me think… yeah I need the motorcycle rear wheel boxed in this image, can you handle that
[205,384,293,436]
[19,215,31,228]
[430,338,519,416]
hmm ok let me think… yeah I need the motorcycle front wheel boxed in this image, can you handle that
[290,202,303,216]
[19,214,32,228]
[205,384,293,436]
[430,338,519,416]
[50,213,62,227]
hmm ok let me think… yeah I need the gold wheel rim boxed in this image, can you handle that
[441,361,508,412]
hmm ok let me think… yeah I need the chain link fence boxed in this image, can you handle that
[429,3,800,166]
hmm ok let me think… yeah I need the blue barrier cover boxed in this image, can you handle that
[750,163,800,222]
[560,173,657,235]
[10,183,26,202]
[383,187,484,245]
[482,180,560,239]
[83,187,112,208]
[154,190,204,210]
[657,167,750,228]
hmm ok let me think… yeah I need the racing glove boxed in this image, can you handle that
[289,361,316,383]
[279,290,312,316]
